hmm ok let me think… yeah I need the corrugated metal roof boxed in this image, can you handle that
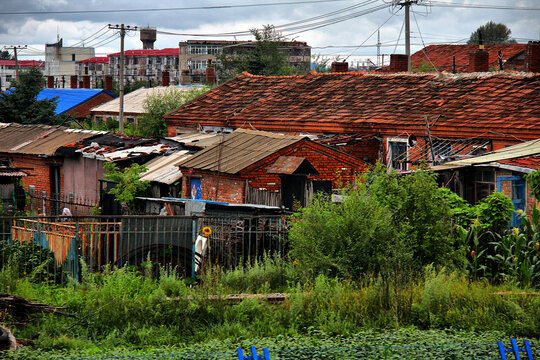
[37,88,115,114]
[176,128,304,174]
[267,156,318,175]
[91,86,195,116]
[168,133,222,149]
[140,151,191,184]
[77,142,174,161]
[0,123,106,156]
[432,138,540,171]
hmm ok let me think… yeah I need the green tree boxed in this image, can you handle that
[0,67,60,124]
[103,162,150,212]
[217,24,303,80]
[135,86,211,137]
[467,21,516,44]
[0,50,12,60]
[526,169,540,201]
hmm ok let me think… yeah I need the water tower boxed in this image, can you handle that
[140,27,156,49]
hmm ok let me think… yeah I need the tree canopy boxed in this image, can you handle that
[217,25,306,80]
[0,50,12,60]
[0,67,60,125]
[134,86,211,137]
[467,21,516,45]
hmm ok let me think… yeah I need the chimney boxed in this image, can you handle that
[389,54,408,72]
[83,75,90,89]
[205,60,215,85]
[331,61,348,73]
[468,50,489,72]
[70,75,78,89]
[161,71,170,86]
[140,27,157,50]
[526,41,540,73]
[105,75,113,92]
[47,76,54,89]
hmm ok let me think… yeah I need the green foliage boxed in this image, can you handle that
[0,239,66,286]
[488,208,540,288]
[135,86,211,137]
[526,169,540,201]
[217,25,305,80]
[475,192,514,234]
[437,187,475,227]
[412,60,438,73]
[0,50,12,60]
[467,21,516,44]
[289,191,396,280]
[311,54,331,73]
[364,164,454,270]
[289,165,454,281]
[103,162,150,209]
[0,67,60,125]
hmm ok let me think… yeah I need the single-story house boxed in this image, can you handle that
[176,128,368,209]
[37,88,116,119]
[433,139,540,225]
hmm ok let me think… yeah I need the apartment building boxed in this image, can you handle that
[178,40,311,84]
[0,60,45,91]
[44,39,95,88]
[107,48,179,85]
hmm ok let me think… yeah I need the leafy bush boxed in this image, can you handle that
[475,192,514,235]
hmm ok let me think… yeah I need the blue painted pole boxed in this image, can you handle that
[237,348,244,359]
[263,348,271,360]
[251,346,258,359]
[498,341,508,360]
[511,338,522,360]
[524,340,534,360]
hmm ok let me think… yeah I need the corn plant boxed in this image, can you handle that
[488,207,540,288]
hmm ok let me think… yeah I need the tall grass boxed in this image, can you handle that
[1,256,539,356]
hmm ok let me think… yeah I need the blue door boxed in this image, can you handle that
[497,176,525,227]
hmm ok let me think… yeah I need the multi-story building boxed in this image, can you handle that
[178,40,311,84]
[75,57,109,88]
[44,38,95,88]
[0,60,45,91]
[107,48,179,86]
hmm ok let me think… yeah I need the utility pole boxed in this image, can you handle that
[4,45,27,82]
[377,30,381,67]
[108,24,137,134]
[396,0,424,71]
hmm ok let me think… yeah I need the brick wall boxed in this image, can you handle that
[9,153,64,214]
[179,139,367,204]
[65,92,115,119]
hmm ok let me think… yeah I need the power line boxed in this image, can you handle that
[69,25,110,47]
[427,1,540,11]
[1,0,353,15]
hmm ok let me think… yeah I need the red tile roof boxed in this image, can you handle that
[108,48,178,57]
[411,44,527,71]
[0,60,44,67]
[164,71,540,141]
[500,156,540,170]
[76,57,109,64]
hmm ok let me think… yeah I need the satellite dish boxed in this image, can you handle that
[408,134,417,147]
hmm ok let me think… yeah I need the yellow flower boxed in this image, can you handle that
[512,227,519,236]
[202,227,212,236]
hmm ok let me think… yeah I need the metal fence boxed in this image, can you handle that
[0,215,287,283]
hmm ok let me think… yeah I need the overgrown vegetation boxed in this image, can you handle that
[103,162,150,212]
[2,166,539,357]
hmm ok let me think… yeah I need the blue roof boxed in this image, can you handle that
[37,88,116,115]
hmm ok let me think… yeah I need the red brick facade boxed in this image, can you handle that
[180,139,367,204]
[65,92,115,119]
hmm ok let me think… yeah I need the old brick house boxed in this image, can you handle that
[434,139,540,223]
[164,69,540,170]
[176,129,367,208]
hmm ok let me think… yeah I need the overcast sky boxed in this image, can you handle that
[1,0,539,65]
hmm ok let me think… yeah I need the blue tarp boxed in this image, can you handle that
[36,88,116,115]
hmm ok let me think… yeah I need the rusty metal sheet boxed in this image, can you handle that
[267,156,319,175]
[177,128,303,174]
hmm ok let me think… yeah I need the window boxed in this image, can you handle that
[188,45,221,55]
[72,54,76,61]
[474,170,495,203]
[187,60,208,70]
[388,139,408,171]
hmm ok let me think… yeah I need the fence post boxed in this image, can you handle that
[42,191,46,215]
[191,217,197,279]
[498,338,534,360]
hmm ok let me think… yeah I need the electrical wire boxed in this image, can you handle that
[393,18,405,53]
[1,0,354,15]
[412,10,438,70]
[426,1,540,11]
[344,9,399,60]
[69,25,109,47]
